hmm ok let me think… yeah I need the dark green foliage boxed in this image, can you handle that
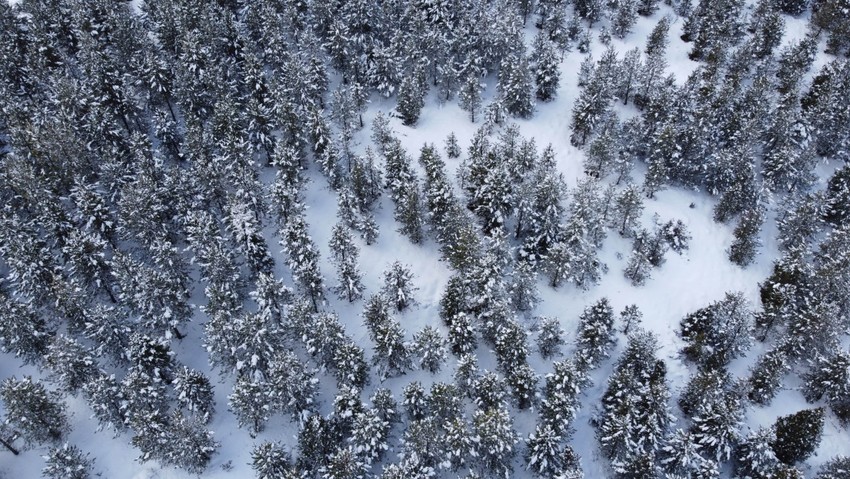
[735,428,780,479]
[173,367,214,423]
[297,415,336,471]
[1,376,69,445]
[499,45,535,118]
[597,331,672,471]
[252,441,294,479]
[825,166,850,226]
[506,362,538,410]
[812,0,850,55]
[536,316,565,359]
[473,371,507,411]
[531,31,560,102]
[472,406,519,478]
[43,443,93,479]
[45,335,98,394]
[445,132,461,159]
[771,408,824,465]
[328,223,365,302]
[575,298,616,371]
[803,352,850,424]
[412,326,446,374]
[747,348,789,406]
[381,262,418,311]
[403,381,429,421]
[525,423,564,476]
[280,214,324,311]
[816,456,850,479]
[82,373,126,433]
[397,68,426,126]
[540,359,584,434]
[679,292,752,368]
[729,207,765,267]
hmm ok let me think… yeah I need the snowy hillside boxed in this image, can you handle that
[1,0,849,478]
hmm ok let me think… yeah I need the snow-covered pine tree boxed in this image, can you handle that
[499,42,534,119]
[530,31,560,102]
[328,223,365,302]
[173,367,214,423]
[536,316,565,359]
[403,381,429,421]
[575,298,616,371]
[611,0,639,39]
[412,325,447,374]
[771,408,824,465]
[82,373,126,433]
[0,376,69,445]
[747,347,789,406]
[734,427,780,479]
[381,261,418,312]
[729,207,765,267]
[44,335,98,395]
[349,409,390,466]
[252,441,295,479]
[525,423,564,477]
[659,429,704,476]
[597,331,672,472]
[540,359,584,434]
[280,213,324,312]
[679,292,753,368]
[472,405,519,478]
[369,313,412,381]
[802,351,850,424]
[816,456,850,479]
[42,443,93,479]
[396,66,427,126]
[613,184,644,237]
[459,67,485,122]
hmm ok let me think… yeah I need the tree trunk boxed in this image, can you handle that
[0,436,19,455]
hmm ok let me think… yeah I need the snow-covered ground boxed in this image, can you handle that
[1,2,848,478]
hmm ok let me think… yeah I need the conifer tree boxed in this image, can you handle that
[412,326,447,374]
[44,335,98,395]
[82,373,126,433]
[536,316,565,359]
[252,441,294,479]
[747,348,789,406]
[328,223,365,302]
[679,292,753,368]
[613,185,644,237]
[803,351,850,424]
[445,132,461,159]
[499,45,534,119]
[817,456,850,479]
[525,423,564,476]
[472,405,519,478]
[43,443,93,479]
[1,376,69,445]
[771,408,824,465]
[459,68,485,122]
[397,67,427,126]
[531,31,561,102]
[734,428,780,479]
[540,359,584,434]
[280,214,324,312]
[611,0,639,38]
[173,367,215,423]
[597,331,672,471]
[381,262,418,312]
[575,298,616,371]
[729,207,765,267]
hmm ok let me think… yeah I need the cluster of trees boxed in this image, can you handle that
[0,0,848,476]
